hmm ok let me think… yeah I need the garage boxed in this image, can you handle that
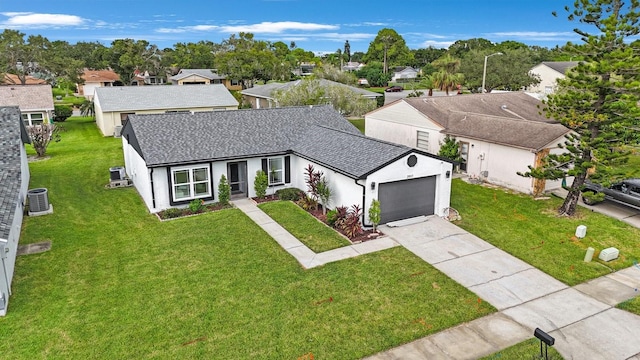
[378,176,436,223]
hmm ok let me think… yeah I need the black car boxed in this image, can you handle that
[385,85,403,92]
[582,178,640,208]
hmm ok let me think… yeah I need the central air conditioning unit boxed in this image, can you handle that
[114,125,123,137]
[27,188,50,213]
[110,166,126,181]
[599,247,619,262]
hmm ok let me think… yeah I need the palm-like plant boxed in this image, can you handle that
[79,99,95,118]
[431,54,464,95]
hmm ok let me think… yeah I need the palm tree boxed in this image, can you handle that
[79,99,94,118]
[431,54,464,95]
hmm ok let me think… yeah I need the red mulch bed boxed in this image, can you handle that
[255,196,383,243]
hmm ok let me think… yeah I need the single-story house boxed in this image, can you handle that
[131,69,165,86]
[391,66,419,82]
[241,79,382,109]
[121,105,453,225]
[1,74,48,86]
[78,69,121,99]
[0,106,31,316]
[0,85,54,126]
[365,92,572,195]
[528,61,579,95]
[169,69,242,90]
[342,62,366,72]
[94,84,239,137]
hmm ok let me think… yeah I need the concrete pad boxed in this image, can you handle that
[351,237,398,255]
[243,210,275,226]
[575,276,639,306]
[309,246,360,267]
[433,248,532,287]
[470,268,568,310]
[466,312,531,349]
[364,338,452,360]
[286,245,317,268]
[502,288,610,332]
[381,217,469,246]
[259,222,304,249]
[417,233,495,264]
[608,266,640,290]
[386,215,429,227]
[428,324,498,359]
[551,308,640,360]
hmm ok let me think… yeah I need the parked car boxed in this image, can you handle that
[385,85,403,92]
[582,178,640,208]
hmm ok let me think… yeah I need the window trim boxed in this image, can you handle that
[267,157,284,186]
[170,164,212,203]
[22,112,45,126]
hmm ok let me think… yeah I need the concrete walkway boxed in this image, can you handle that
[365,217,640,360]
[233,198,640,359]
[232,199,398,269]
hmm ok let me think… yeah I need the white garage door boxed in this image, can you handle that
[378,176,436,223]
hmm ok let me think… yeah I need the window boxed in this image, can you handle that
[416,131,429,151]
[544,86,554,94]
[22,113,44,126]
[268,157,284,185]
[231,79,240,86]
[171,165,210,201]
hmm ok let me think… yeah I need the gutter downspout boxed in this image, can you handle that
[355,179,369,228]
[150,168,156,209]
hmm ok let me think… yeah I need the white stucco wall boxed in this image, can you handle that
[122,136,154,211]
[529,64,564,94]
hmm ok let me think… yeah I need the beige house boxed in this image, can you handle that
[78,69,120,99]
[528,61,578,95]
[0,85,54,126]
[365,92,571,195]
[169,69,242,91]
[94,85,239,137]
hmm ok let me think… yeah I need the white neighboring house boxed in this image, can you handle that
[0,106,31,316]
[121,105,453,225]
[528,61,579,95]
[391,67,419,82]
[93,84,239,137]
[365,92,572,195]
[0,85,54,126]
[78,69,120,99]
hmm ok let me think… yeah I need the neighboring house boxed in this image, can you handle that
[131,69,166,86]
[0,106,31,316]
[342,62,366,72]
[391,67,419,82]
[241,79,382,109]
[78,69,120,99]
[94,84,239,137]
[528,61,579,95]
[0,85,54,126]
[365,92,572,195]
[121,105,453,224]
[1,74,47,85]
[169,69,242,90]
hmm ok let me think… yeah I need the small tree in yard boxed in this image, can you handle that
[368,199,381,232]
[254,170,268,199]
[53,105,73,122]
[438,135,462,163]
[304,164,323,209]
[27,123,62,157]
[519,0,640,216]
[316,177,331,214]
[218,174,231,205]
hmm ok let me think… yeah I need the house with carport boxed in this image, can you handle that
[94,84,239,137]
[0,106,31,316]
[365,92,571,195]
[0,85,54,126]
[121,105,453,225]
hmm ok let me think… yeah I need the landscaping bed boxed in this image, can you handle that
[156,202,233,220]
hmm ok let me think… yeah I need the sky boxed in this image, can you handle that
[0,0,585,55]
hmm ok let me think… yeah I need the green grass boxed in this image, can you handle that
[258,201,351,252]
[348,118,365,133]
[1,117,496,359]
[618,296,640,315]
[451,179,640,285]
[480,338,564,359]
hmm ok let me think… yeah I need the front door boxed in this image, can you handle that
[459,142,469,172]
[227,162,248,198]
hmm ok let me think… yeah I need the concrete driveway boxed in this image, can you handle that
[365,217,640,360]
[553,188,640,228]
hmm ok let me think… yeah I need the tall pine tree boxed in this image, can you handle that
[521,0,640,216]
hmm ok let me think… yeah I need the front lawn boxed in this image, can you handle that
[451,179,640,285]
[348,118,365,133]
[258,201,351,252]
[480,338,564,360]
[618,296,640,315]
[1,117,495,359]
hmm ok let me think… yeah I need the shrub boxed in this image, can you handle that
[341,205,363,239]
[316,178,331,214]
[297,195,318,211]
[160,208,183,219]
[218,174,231,205]
[27,123,63,157]
[254,170,268,198]
[189,199,204,213]
[276,188,303,201]
[332,206,349,229]
[326,209,338,227]
[53,105,73,122]
[368,199,381,231]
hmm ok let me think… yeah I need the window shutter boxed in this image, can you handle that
[284,156,291,184]
[261,159,268,174]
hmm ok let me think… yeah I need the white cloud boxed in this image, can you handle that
[3,13,84,27]
[218,21,338,34]
[420,40,454,49]
[486,31,576,41]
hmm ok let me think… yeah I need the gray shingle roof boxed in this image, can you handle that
[402,92,570,150]
[541,61,579,74]
[169,69,226,81]
[241,79,382,99]
[0,85,54,111]
[125,105,427,178]
[0,107,27,239]
[95,84,238,112]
